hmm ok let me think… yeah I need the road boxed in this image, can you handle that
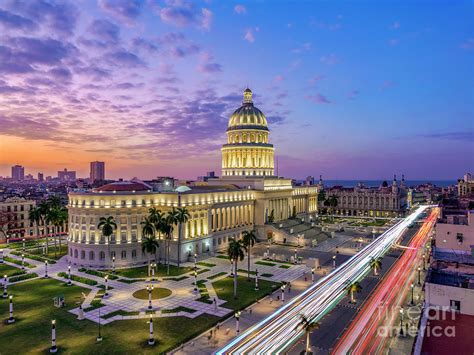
[331,207,439,354]
[216,206,429,354]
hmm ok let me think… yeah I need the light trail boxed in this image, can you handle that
[332,208,439,354]
[216,206,430,354]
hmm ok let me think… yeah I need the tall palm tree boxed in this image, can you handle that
[148,208,165,261]
[297,314,320,354]
[175,207,190,267]
[163,210,177,276]
[29,206,41,251]
[242,230,257,280]
[98,216,117,263]
[57,206,68,256]
[347,281,362,303]
[370,257,382,276]
[227,238,247,299]
[45,206,61,257]
[141,236,159,276]
[38,200,50,253]
[324,195,338,221]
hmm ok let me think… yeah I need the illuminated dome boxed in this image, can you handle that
[228,89,268,130]
[222,88,275,177]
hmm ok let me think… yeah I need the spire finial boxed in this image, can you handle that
[243,88,252,104]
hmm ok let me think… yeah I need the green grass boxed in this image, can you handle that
[161,306,196,314]
[279,265,291,269]
[28,244,68,260]
[84,299,105,312]
[255,261,276,267]
[261,273,274,277]
[0,263,24,277]
[132,288,172,300]
[162,276,188,281]
[78,268,119,280]
[102,310,140,319]
[216,255,228,260]
[207,272,227,280]
[11,251,56,264]
[111,264,194,278]
[195,280,213,304]
[196,262,216,267]
[238,269,256,275]
[117,278,145,284]
[0,278,220,354]
[3,256,35,268]
[212,276,279,311]
[57,272,98,286]
[197,268,210,275]
[9,273,38,282]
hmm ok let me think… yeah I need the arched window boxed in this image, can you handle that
[89,251,94,260]
[121,250,127,259]
[74,249,78,258]
[99,251,105,260]
[132,250,137,259]
[81,250,85,259]
[69,248,73,256]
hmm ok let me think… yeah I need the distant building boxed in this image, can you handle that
[38,173,44,182]
[435,210,474,253]
[11,165,24,181]
[197,171,217,182]
[407,188,426,208]
[458,173,474,197]
[304,176,315,186]
[0,197,35,240]
[90,161,105,183]
[58,168,76,182]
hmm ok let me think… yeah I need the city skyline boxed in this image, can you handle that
[0,1,473,180]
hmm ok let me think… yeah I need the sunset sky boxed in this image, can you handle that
[0,0,472,180]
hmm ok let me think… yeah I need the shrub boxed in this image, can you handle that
[9,273,38,282]
[57,272,98,286]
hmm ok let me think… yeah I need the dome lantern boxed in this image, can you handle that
[243,88,253,104]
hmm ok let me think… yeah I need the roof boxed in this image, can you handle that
[93,181,151,192]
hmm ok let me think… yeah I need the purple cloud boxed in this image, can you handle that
[157,1,212,30]
[88,19,120,43]
[198,63,222,73]
[0,8,37,31]
[171,43,200,58]
[234,5,246,14]
[305,94,331,104]
[418,131,474,142]
[460,38,474,50]
[105,50,145,67]
[347,90,359,99]
[99,0,143,23]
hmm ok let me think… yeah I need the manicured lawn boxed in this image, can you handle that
[207,272,227,280]
[111,264,194,278]
[212,276,279,311]
[0,278,220,353]
[29,244,68,260]
[255,261,276,267]
[3,256,35,268]
[196,262,216,267]
[102,310,140,319]
[162,306,196,314]
[132,288,172,300]
[0,263,24,277]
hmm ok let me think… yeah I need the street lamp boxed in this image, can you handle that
[410,283,414,305]
[21,254,25,270]
[422,254,426,271]
[50,320,57,353]
[147,285,153,310]
[22,238,25,252]
[104,275,109,297]
[8,295,15,323]
[281,285,286,302]
[112,256,116,274]
[97,307,103,342]
[294,248,298,264]
[194,253,197,270]
[3,275,7,298]
[230,259,234,277]
[332,255,336,269]
[67,265,72,286]
[148,315,155,345]
[311,268,315,283]
[44,260,49,278]
[151,262,156,281]
[399,308,404,336]
[417,267,421,286]
[255,269,259,290]
[194,270,198,292]
[235,311,241,334]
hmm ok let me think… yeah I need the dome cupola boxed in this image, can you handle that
[227,89,269,131]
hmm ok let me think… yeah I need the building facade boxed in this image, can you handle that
[11,165,24,181]
[458,173,474,197]
[90,161,105,183]
[67,89,319,267]
[58,169,76,182]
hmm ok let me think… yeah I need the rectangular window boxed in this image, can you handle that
[121,250,127,259]
[132,250,137,259]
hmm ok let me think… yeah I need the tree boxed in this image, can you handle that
[317,190,326,202]
[29,206,41,250]
[347,281,362,303]
[45,206,61,257]
[242,230,257,280]
[148,207,165,262]
[56,206,68,256]
[268,209,275,223]
[141,216,157,268]
[370,257,382,276]
[324,196,338,221]
[98,216,117,261]
[297,314,320,354]
[292,205,297,219]
[163,210,177,276]
[38,200,50,253]
[141,236,159,276]
[174,207,190,267]
[227,238,246,298]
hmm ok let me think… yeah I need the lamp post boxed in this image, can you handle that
[311,268,315,283]
[235,311,241,334]
[266,243,269,259]
[151,262,156,282]
[399,308,404,336]
[148,315,155,345]
[281,285,286,302]
[3,275,7,298]
[22,238,25,252]
[44,260,49,278]
[255,269,259,290]
[422,254,426,271]
[194,270,198,292]
[97,307,102,342]
[50,320,57,353]
[417,267,421,286]
[67,265,72,286]
[230,259,234,277]
[7,295,15,323]
[104,275,109,297]
[333,255,336,269]
[21,254,25,270]
[194,253,197,270]
[410,283,414,305]
[294,248,298,264]
[112,256,116,274]
[147,285,153,310]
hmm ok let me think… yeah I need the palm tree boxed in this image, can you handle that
[29,206,41,251]
[164,210,177,275]
[148,208,165,261]
[98,216,117,263]
[242,230,257,280]
[370,257,382,276]
[45,206,61,257]
[227,238,247,298]
[324,195,338,221]
[347,281,362,303]
[175,207,190,267]
[297,314,320,354]
[38,200,50,253]
[56,206,68,257]
[141,236,159,277]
